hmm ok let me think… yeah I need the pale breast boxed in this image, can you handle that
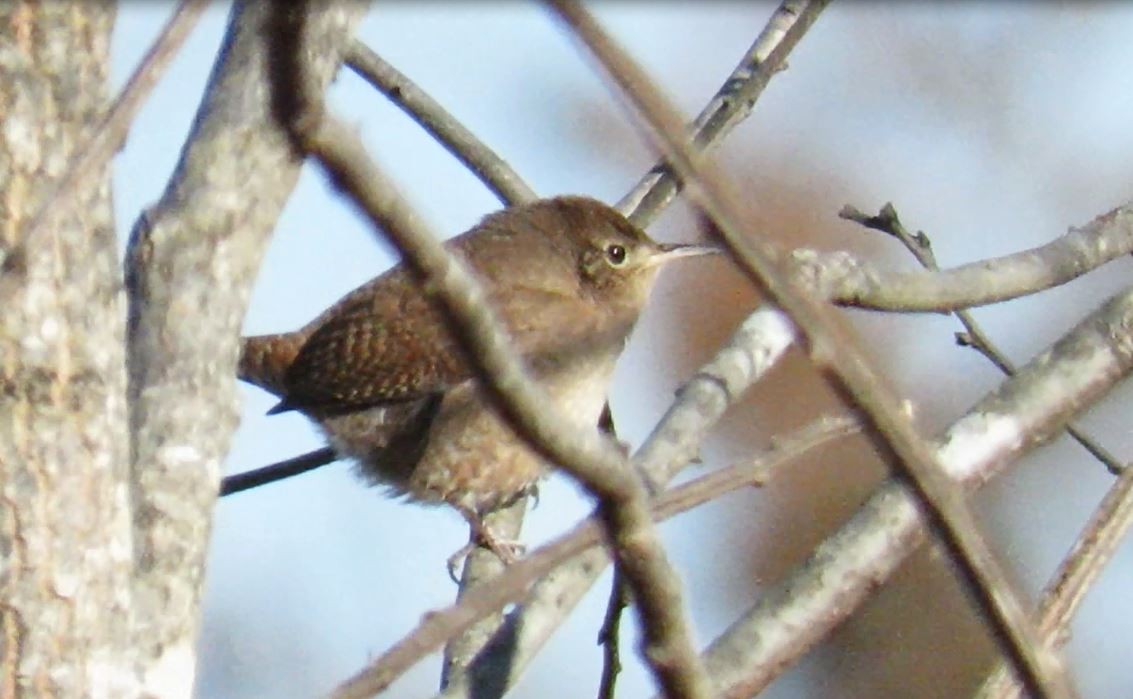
[409,352,619,514]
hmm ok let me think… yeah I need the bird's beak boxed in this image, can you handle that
[646,242,722,268]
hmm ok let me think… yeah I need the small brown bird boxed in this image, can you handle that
[239,196,715,560]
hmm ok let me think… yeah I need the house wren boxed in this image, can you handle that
[238,196,715,553]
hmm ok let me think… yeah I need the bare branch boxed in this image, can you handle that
[619,0,830,228]
[784,203,1133,312]
[324,39,540,692]
[219,447,337,496]
[637,306,798,491]
[341,39,540,696]
[977,460,1133,699]
[345,40,537,207]
[844,201,1126,476]
[453,33,817,676]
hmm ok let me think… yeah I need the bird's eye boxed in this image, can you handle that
[605,243,627,266]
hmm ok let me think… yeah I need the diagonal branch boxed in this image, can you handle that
[976,461,1133,699]
[306,117,710,699]
[846,203,1132,698]
[332,33,544,698]
[619,0,830,228]
[546,2,1075,697]
[345,40,537,206]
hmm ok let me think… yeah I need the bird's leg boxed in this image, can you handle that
[447,504,527,582]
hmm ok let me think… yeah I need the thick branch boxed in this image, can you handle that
[123,0,368,685]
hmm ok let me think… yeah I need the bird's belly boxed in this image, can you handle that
[317,400,433,497]
[410,356,617,514]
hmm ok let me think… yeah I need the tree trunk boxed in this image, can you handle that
[0,3,133,696]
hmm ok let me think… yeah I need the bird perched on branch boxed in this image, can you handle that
[238,196,716,565]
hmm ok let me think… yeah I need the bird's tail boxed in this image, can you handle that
[238,333,305,398]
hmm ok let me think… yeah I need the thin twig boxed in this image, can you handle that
[546,3,1075,697]
[218,447,337,496]
[618,0,830,228]
[325,414,859,695]
[597,570,630,699]
[841,203,1126,477]
[344,40,537,207]
[7,0,208,263]
[977,459,1133,699]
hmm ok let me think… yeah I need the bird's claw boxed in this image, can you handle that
[446,529,526,582]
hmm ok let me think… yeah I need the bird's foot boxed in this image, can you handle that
[447,507,527,582]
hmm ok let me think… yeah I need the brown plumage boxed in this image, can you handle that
[239,196,715,531]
